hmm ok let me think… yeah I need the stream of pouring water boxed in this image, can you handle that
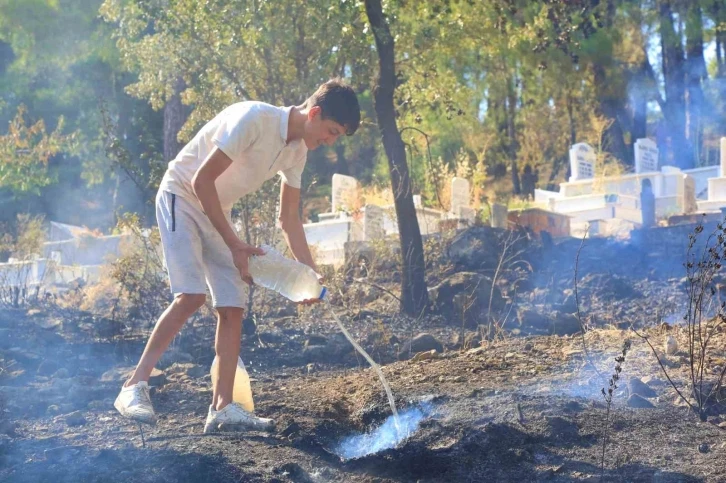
[324,300,401,432]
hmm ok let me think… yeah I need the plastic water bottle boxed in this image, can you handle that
[248,244,326,302]
[210,356,254,412]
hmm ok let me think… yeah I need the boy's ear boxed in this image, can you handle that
[308,105,321,120]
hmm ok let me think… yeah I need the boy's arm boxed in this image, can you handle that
[278,182,317,273]
[192,147,263,284]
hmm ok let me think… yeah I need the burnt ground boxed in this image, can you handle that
[1,272,726,483]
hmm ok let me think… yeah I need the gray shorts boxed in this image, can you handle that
[156,190,248,308]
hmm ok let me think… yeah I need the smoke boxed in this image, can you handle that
[333,402,434,460]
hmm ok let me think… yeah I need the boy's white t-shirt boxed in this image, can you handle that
[159,101,308,211]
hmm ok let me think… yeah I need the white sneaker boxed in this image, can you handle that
[203,402,275,434]
[114,381,157,425]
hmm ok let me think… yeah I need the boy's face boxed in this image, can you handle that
[304,106,346,150]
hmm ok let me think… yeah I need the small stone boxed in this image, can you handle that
[411,350,438,362]
[64,411,87,427]
[168,363,206,379]
[626,394,655,409]
[306,363,317,374]
[719,421,726,429]
[699,443,710,454]
[148,368,166,386]
[627,377,657,398]
[47,405,61,415]
[523,343,533,351]
[100,367,136,383]
[398,333,444,360]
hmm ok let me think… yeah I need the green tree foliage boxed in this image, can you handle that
[0,105,77,195]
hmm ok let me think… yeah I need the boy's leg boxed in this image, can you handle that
[200,213,274,432]
[211,306,244,410]
[125,293,206,387]
[114,190,208,424]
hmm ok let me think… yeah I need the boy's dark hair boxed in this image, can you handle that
[306,78,360,136]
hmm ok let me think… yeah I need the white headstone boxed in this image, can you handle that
[491,203,508,229]
[331,174,359,213]
[683,175,697,214]
[413,194,422,209]
[634,138,659,174]
[363,205,385,240]
[568,143,596,182]
[721,137,726,176]
[450,177,470,213]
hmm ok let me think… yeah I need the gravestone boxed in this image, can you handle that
[640,179,656,228]
[363,205,385,240]
[683,175,697,214]
[634,138,659,174]
[568,143,596,182]
[413,194,422,209]
[331,174,359,213]
[491,203,508,229]
[451,177,470,213]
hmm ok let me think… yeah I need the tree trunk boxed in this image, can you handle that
[364,0,428,316]
[592,63,630,165]
[660,0,694,169]
[164,78,186,163]
[686,3,707,165]
[507,73,521,195]
[631,62,648,143]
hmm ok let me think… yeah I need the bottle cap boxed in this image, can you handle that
[319,287,327,300]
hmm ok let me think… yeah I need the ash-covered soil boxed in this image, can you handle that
[2,227,726,482]
[1,284,725,483]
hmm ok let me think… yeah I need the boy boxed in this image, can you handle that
[114,79,360,433]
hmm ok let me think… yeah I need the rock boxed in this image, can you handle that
[100,367,165,386]
[100,367,136,383]
[699,443,710,454]
[517,310,581,336]
[157,350,193,369]
[398,333,444,360]
[64,411,87,426]
[446,226,511,270]
[411,350,439,362]
[665,335,678,355]
[303,333,350,362]
[148,368,166,386]
[627,377,657,398]
[36,318,62,330]
[626,394,655,409]
[168,363,206,379]
[43,445,81,462]
[430,272,504,328]
[52,368,70,379]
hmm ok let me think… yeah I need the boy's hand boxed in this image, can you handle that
[230,242,265,285]
[298,273,325,305]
